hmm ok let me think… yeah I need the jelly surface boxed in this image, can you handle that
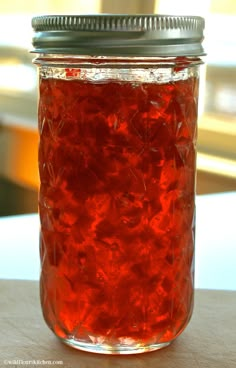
[38,73,198,348]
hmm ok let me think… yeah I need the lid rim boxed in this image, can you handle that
[32,14,205,57]
[32,14,205,32]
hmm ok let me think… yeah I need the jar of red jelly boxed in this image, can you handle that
[32,14,205,354]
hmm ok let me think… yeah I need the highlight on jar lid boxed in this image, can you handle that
[31,14,205,57]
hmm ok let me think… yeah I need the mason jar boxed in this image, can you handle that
[32,14,205,355]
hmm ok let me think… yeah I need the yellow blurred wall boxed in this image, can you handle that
[0,0,101,14]
[1,0,236,15]
[210,0,236,13]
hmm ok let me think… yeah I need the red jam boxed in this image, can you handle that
[38,72,198,347]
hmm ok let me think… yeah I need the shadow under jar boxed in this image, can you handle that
[31,14,205,355]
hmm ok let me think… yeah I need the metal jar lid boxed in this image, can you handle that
[32,14,205,57]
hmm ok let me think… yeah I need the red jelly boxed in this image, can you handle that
[32,14,205,354]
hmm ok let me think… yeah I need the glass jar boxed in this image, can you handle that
[32,14,205,355]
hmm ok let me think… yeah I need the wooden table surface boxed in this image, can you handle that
[0,280,235,368]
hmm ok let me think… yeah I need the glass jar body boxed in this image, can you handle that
[36,56,201,354]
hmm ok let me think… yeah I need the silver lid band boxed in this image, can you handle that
[32,14,205,57]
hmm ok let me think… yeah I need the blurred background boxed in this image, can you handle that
[0,0,235,216]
